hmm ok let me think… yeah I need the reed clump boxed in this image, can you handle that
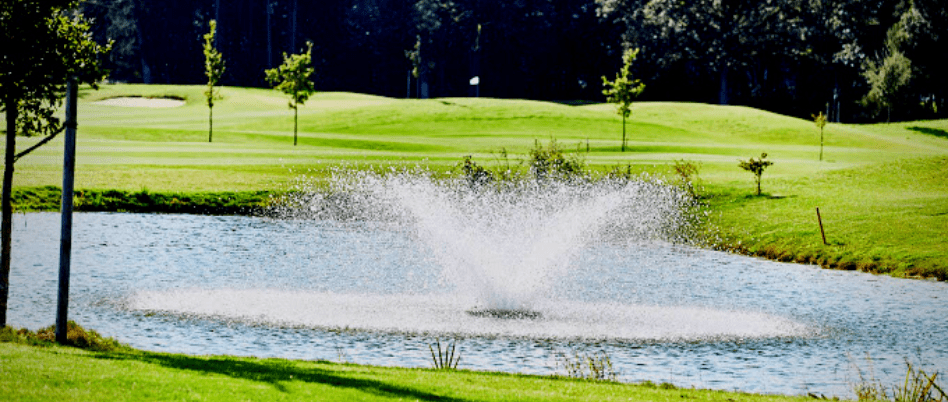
[555,349,618,382]
[428,339,461,370]
[854,361,947,402]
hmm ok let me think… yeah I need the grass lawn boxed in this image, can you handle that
[4,84,948,278]
[0,342,814,402]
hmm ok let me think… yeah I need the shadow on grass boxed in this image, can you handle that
[907,126,948,139]
[88,351,470,401]
[742,193,795,200]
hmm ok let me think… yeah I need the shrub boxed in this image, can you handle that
[672,159,700,198]
[529,138,585,181]
[458,155,494,187]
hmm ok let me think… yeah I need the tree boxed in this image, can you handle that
[602,47,645,152]
[409,0,472,98]
[600,0,804,106]
[738,153,774,196]
[0,0,111,327]
[812,111,827,161]
[203,19,225,143]
[265,41,315,146]
[861,10,915,123]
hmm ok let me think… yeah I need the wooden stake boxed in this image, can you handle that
[816,207,828,246]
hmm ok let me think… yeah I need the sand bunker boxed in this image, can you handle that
[94,97,185,108]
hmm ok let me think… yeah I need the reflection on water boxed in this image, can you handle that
[9,212,948,397]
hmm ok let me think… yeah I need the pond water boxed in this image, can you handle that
[9,212,947,397]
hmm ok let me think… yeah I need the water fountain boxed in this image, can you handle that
[138,169,801,341]
[9,169,947,396]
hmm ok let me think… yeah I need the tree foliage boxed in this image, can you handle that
[860,9,915,123]
[738,153,774,196]
[265,41,315,146]
[203,19,225,143]
[625,0,801,105]
[602,47,645,152]
[2,1,112,138]
[0,0,112,328]
[53,0,948,122]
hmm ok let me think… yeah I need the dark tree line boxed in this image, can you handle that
[79,0,947,122]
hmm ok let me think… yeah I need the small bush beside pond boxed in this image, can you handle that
[1,321,127,352]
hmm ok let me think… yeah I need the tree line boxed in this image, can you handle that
[80,0,946,122]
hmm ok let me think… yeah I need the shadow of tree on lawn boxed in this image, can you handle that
[907,126,948,139]
[88,351,470,401]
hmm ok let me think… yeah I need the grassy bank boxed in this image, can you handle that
[5,84,948,279]
[707,156,948,280]
[12,185,275,215]
[0,341,813,402]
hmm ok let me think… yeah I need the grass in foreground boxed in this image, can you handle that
[0,334,812,402]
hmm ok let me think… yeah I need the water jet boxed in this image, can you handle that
[8,169,946,396]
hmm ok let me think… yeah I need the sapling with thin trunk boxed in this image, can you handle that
[203,20,225,143]
[738,153,774,196]
[602,48,645,152]
[265,41,316,146]
[812,111,827,161]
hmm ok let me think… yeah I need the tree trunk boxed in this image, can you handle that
[293,101,298,146]
[133,0,150,83]
[719,64,729,105]
[291,0,297,52]
[621,114,626,152]
[214,0,222,59]
[209,105,213,143]
[820,128,824,162]
[1,103,17,328]
[266,1,272,68]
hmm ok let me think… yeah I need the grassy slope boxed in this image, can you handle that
[0,343,811,402]
[5,84,948,278]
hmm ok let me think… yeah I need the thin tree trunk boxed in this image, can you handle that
[133,0,150,84]
[719,65,729,105]
[621,114,626,152]
[266,1,272,68]
[291,0,297,52]
[209,105,213,142]
[1,103,17,327]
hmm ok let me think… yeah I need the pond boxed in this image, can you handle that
[9,211,947,397]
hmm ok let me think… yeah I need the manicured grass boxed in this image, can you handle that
[5,84,948,279]
[0,342,814,402]
[706,156,948,280]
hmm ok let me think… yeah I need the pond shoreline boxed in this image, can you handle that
[11,185,945,282]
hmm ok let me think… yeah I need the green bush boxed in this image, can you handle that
[529,138,585,181]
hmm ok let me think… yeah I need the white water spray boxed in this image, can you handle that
[280,169,700,312]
